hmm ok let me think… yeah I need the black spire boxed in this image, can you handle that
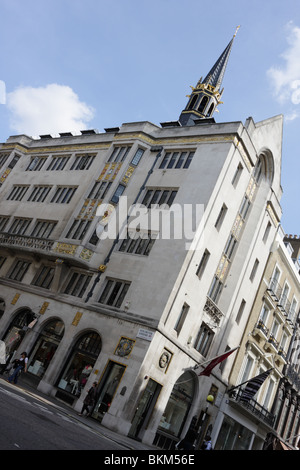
[179,26,240,126]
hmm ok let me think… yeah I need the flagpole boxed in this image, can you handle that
[193,346,239,370]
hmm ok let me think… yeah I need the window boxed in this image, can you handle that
[64,272,92,298]
[159,151,195,169]
[32,265,55,289]
[28,185,52,202]
[196,249,210,279]
[88,181,112,199]
[119,231,157,256]
[224,235,237,261]
[141,188,178,208]
[174,304,189,334]
[30,220,57,238]
[7,154,20,169]
[70,154,95,170]
[111,184,126,204]
[131,148,144,166]
[46,155,70,171]
[232,163,243,186]
[0,256,6,269]
[7,185,29,201]
[50,186,77,203]
[260,303,270,324]
[98,278,130,308]
[0,216,10,232]
[66,219,91,240]
[108,146,131,163]
[208,275,223,303]
[263,222,271,243]
[0,153,10,168]
[250,258,259,281]
[235,299,246,325]
[8,218,32,235]
[239,195,251,220]
[26,156,48,171]
[194,322,214,356]
[215,204,227,229]
[8,259,31,281]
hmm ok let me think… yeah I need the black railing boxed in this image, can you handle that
[228,388,276,427]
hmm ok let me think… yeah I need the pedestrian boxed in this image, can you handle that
[78,381,97,417]
[7,352,28,385]
[175,427,198,450]
[201,435,213,450]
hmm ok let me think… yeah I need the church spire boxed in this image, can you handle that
[179,26,240,126]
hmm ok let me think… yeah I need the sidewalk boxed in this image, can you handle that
[0,374,156,451]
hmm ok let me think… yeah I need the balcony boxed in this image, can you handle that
[276,348,287,365]
[0,232,55,253]
[254,319,269,339]
[204,296,224,325]
[266,334,279,353]
[228,388,276,428]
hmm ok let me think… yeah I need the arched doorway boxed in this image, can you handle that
[2,308,36,355]
[27,319,65,379]
[154,371,196,449]
[56,331,101,403]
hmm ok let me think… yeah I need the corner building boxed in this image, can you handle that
[0,32,284,448]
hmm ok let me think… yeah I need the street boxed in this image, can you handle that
[0,379,128,450]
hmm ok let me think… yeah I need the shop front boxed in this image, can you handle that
[27,319,65,379]
[56,331,102,405]
[153,371,196,449]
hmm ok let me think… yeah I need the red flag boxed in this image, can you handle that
[198,347,238,376]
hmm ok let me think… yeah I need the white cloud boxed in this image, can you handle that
[7,83,95,137]
[267,22,300,106]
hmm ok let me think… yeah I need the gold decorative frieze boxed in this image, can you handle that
[266,202,280,227]
[98,162,123,181]
[54,243,77,255]
[11,293,20,305]
[77,198,101,220]
[39,302,49,315]
[80,248,93,261]
[121,165,135,185]
[72,311,83,326]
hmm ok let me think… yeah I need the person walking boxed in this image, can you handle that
[78,381,97,417]
[7,352,28,385]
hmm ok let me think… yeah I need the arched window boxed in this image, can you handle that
[187,94,198,110]
[198,95,209,114]
[27,319,65,379]
[207,102,214,116]
[57,331,101,398]
[2,308,35,354]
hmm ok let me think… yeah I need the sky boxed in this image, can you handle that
[0,0,300,234]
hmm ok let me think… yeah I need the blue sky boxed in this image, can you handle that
[1,0,300,235]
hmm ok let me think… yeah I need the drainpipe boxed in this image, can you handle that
[84,145,163,303]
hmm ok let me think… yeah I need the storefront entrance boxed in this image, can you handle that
[92,361,126,421]
[128,378,162,440]
[2,308,36,356]
[153,371,196,449]
[27,319,65,379]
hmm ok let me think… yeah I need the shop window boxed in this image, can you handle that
[2,308,36,357]
[27,319,64,378]
[156,371,195,439]
[92,361,126,422]
[57,331,101,399]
